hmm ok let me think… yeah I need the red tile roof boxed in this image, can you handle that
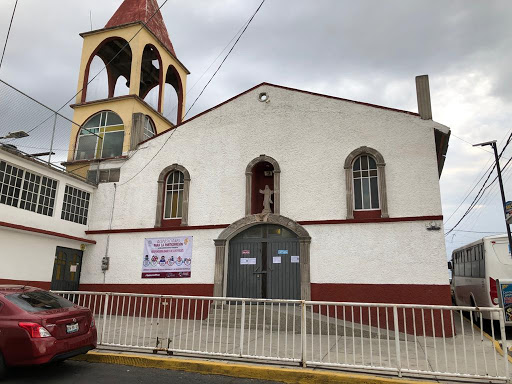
[105,0,176,56]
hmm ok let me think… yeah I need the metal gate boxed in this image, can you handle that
[227,225,300,299]
[50,246,83,291]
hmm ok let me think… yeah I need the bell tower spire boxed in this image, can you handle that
[64,0,189,180]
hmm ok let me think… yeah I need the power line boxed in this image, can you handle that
[446,229,505,234]
[444,126,512,226]
[164,12,255,121]
[0,0,18,71]
[445,131,512,236]
[451,133,506,158]
[118,0,267,186]
[184,0,266,118]
[3,0,170,144]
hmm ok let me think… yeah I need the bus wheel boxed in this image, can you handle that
[470,298,481,326]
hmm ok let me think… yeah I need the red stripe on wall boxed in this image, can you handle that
[0,221,96,244]
[311,283,452,306]
[85,215,443,235]
[0,278,51,290]
[78,283,214,297]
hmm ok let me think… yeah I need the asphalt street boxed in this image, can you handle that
[2,360,280,384]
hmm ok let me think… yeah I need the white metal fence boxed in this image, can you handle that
[52,291,510,382]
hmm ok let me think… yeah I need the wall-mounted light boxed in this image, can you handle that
[426,221,441,231]
[258,92,269,103]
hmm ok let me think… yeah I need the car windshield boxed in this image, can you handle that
[5,290,74,313]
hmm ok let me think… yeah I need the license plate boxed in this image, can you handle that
[66,323,79,333]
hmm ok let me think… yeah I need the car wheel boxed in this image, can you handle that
[0,352,6,380]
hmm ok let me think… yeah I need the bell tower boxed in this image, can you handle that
[65,0,189,180]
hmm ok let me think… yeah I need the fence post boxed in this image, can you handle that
[393,306,402,377]
[499,310,509,381]
[301,300,307,367]
[100,293,110,345]
[239,300,246,357]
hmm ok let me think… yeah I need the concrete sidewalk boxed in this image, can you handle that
[94,307,511,382]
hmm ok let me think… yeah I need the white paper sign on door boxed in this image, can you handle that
[273,256,282,264]
[291,256,300,263]
[241,258,257,265]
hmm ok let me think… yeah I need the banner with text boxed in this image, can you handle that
[142,236,192,278]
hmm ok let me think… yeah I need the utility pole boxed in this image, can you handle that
[474,140,512,255]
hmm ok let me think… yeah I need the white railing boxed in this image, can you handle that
[53,291,510,382]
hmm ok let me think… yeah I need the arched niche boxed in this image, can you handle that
[213,214,311,300]
[81,37,132,103]
[245,155,281,216]
[164,65,184,125]
[139,44,163,112]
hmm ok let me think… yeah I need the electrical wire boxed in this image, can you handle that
[445,131,512,236]
[3,0,170,143]
[184,0,266,118]
[444,125,512,226]
[0,0,18,71]
[118,0,267,186]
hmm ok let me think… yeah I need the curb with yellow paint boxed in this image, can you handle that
[473,322,512,363]
[74,350,432,384]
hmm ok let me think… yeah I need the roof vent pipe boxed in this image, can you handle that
[415,75,432,120]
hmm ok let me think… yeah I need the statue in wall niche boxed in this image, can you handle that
[259,185,274,214]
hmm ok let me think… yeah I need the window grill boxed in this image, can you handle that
[0,160,57,216]
[61,185,91,225]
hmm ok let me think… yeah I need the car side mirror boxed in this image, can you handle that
[447,261,453,270]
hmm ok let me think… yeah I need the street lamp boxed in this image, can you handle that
[0,130,29,139]
[473,139,512,255]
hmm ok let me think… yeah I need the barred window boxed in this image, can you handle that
[19,171,41,212]
[61,185,91,225]
[0,161,24,207]
[0,160,57,216]
[37,177,57,216]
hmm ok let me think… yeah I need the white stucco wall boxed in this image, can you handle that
[88,84,445,231]
[80,229,219,285]
[0,227,86,282]
[0,150,95,238]
[79,221,448,286]
[82,84,449,289]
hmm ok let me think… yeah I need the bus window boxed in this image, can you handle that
[465,250,471,277]
[479,244,485,278]
[472,246,479,277]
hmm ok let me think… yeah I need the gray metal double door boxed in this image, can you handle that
[227,237,300,300]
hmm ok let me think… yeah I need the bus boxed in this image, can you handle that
[451,234,512,320]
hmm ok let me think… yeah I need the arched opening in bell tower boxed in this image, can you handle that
[139,44,163,112]
[164,65,184,125]
[82,37,132,103]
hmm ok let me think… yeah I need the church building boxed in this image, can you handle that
[0,0,452,307]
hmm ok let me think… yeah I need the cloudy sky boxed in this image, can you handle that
[0,0,511,258]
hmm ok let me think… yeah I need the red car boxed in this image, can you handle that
[0,286,96,377]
